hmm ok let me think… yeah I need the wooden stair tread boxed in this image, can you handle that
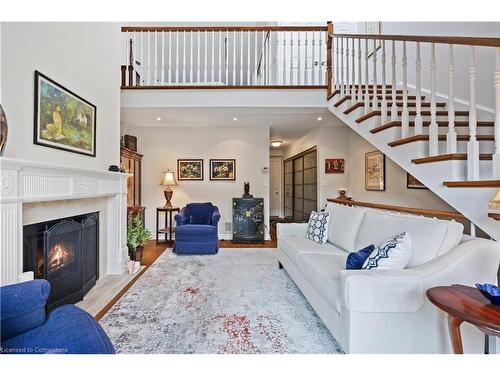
[488,213,500,221]
[371,120,494,134]
[344,102,447,115]
[411,153,493,164]
[443,180,500,188]
[356,110,470,123]
[388,134,494,147]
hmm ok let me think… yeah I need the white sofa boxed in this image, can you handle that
[277,203,499,354]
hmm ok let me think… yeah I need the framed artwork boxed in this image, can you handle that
[210,159,236,181]
[365,22,382,57]
[177,159,204,181]
[34,71,96,157]
[325,159,345,174]
[407,173,428,189]
[365,150,385,191]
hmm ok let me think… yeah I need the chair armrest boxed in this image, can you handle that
[174,208,189,226]
[0,279,50,341]
[211,207,221,226]
[277,223,308,238]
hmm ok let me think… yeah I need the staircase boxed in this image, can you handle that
[326,33,500,239]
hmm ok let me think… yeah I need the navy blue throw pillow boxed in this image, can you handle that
[190,215,210,225]
[346,244,375,270]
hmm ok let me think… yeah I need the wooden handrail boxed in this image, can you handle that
[122,26,328,32]
[327,198,466,221]
[331,33,500,48]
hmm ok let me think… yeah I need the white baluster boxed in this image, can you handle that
[175,31,179,83]
[304,31,309,85]
[467,46,480,180]
[290,34,294,85]
[447,44,457,153]
[372,39,378,113]
[247,31,251,85]
[233,31,236,85]
[311,31,316,85]
[283,32,287,85]
[219,31,222,82]
[154,31,158,85]
[161,32,165,84]
[414,42,423,134]
[168,32,172,83]
[380,40,387,125]
[190,31,193,83]
[125,31,129,85]
[429,43,439,156]
[132,32,137,86]
[197,31,200,83]
[340,38,344,96]
[401,41,409,138]
[226,30,229,84]
[364,38,369,114]
[357,39,362,104]
[351,38,356,104]
[318,31,323,85]
[240,31,243,85]
[390,40,398,121]
[345,37,350,99]
[183,31,186,83]
[255,30,258,85]
[212,31,215,83]
[205,31,208,83]
[141,32,144,85]
[335,37,339,91]
[147,31,151,85]
[493,48,500,178]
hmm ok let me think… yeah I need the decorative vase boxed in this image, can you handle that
[0,104,7,156]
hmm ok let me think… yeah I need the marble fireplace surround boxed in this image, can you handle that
[0,157,129,286]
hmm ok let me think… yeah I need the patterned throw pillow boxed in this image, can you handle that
[306,211,330,245]
[362,232,412,270]
[346,244,376,270]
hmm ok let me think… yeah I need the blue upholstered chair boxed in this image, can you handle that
[0,279,115,354]
[173,202,220,255]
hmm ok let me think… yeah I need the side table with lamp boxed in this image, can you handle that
[157,171,179,245]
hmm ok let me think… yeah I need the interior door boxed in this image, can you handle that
[269,157,282,217]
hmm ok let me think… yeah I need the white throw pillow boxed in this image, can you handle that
[305,211,330,245]
[362,232,412,270]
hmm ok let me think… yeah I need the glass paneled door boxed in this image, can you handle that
[283,148,317,223]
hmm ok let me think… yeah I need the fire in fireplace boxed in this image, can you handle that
[23,212,99,310]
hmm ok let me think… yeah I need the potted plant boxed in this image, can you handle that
[127,216,152,263]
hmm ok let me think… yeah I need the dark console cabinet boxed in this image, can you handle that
[232,198,264,243]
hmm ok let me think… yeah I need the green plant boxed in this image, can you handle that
[127,216,152,249]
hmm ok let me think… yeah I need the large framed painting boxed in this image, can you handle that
[407,173,428,189]
[177,159,204,181]
[210,159,236,181]
[325,158,345,174]
[365,150,385,191]
[34,71,96,157]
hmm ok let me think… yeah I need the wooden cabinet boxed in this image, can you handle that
[120,146,145,227]
[232,198,264,243]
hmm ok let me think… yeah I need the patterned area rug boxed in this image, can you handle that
[100,248,342,354]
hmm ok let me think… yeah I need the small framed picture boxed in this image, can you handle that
[365,150,385,191]
[407,173,428,189]
[325,159,345,174]
[210,159,236,181]
[177,159,204,181]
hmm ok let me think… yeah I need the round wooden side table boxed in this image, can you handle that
[426,284,500,354]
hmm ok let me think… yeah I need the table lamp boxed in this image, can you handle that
[160,171,177,208]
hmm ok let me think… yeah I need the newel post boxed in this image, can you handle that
[326,21,333,98]
[493,47,500,179]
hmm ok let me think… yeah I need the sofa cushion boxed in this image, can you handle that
[325,203,366,252]
[279,237,346,265]
[355,210,464,268]
[296,253,348,313]
[175,224,217,242]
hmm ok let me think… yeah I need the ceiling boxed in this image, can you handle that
[120,107,343,146]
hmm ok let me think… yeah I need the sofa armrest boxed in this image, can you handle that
[174,208,189,226]
[211,207,221,226]
[277,222,308,238]
[0,279,50,342]
[340,237,500,314]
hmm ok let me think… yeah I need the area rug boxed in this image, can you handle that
[99,248,343,354]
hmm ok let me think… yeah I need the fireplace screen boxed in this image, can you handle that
[23,212,99,310]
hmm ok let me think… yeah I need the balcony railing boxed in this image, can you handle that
[120,24,330,89]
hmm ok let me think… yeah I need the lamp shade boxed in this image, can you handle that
[160,171,177,186]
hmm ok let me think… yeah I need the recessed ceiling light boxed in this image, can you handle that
[270,140,283,148]
[233,117,238,121]
[317,116,323,121]
[156,117,162,121]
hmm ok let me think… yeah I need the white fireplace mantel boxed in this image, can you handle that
[0,157,129,286]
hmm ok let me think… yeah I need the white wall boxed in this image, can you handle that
[121,125,270,240]
[1,22,121,170]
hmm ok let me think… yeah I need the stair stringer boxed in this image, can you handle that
[328,100,500,240]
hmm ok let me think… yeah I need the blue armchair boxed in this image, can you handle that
[0,279,115,354]
[173,202,220,255]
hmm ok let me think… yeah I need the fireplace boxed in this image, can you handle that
[23,212,99,310]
